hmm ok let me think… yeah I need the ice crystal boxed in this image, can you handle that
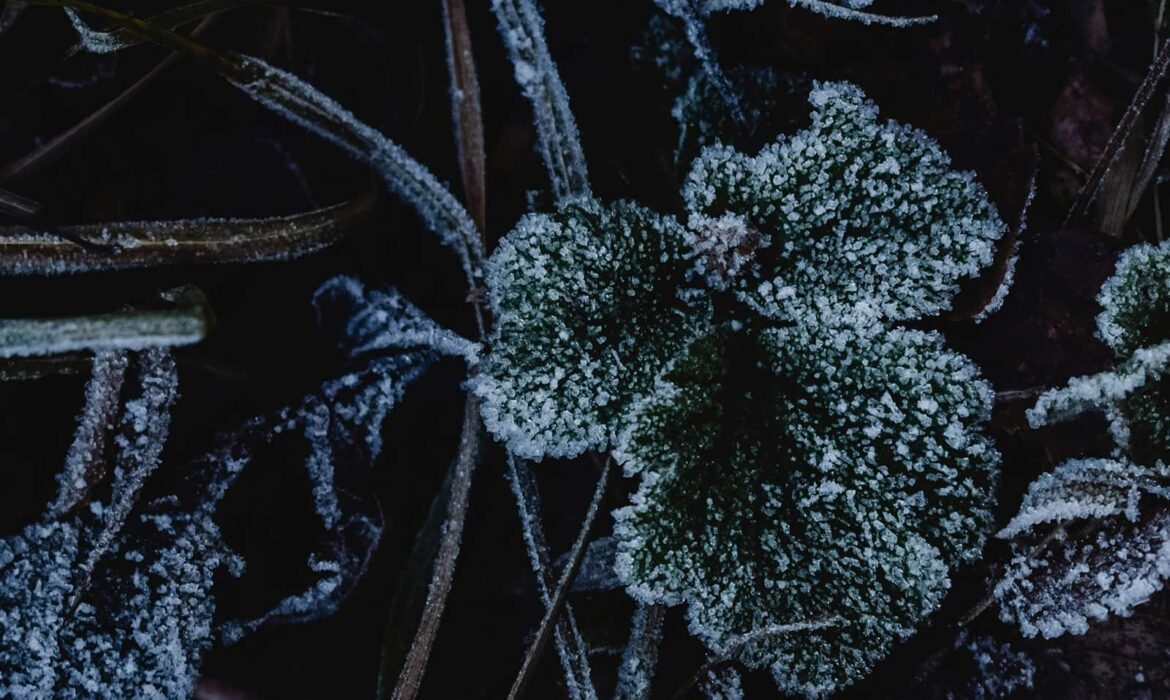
[614,322,998,695]
[999,240,1170,638]
[613,603,665,700]
[474,199,712,460]
[700,666,744,700]
[683,81,1006,324]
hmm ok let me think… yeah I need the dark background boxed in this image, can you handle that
[0,0,1167,697]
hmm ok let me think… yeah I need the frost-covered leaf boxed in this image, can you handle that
[215,279,440,640]
[474,198,712,460]
[0,349,239,699]
[0,507,236,699]
[995,513,1170,638]
[1000,240,1170,639]
[314,275,479,363]
[999,458,1170,539]
[682,81,1007,323]
[1098,241,1170,359]
[614,321,998,695]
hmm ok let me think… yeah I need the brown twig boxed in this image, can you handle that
[381,5,491,696]
[442,0,486,237]
[508,457,612,700]
[389,395,481,700]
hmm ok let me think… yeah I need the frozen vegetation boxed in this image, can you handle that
[997,240,1170,639]
[477,82,1006,694]
[9,0,1161,696]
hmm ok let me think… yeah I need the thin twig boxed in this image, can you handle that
[1066,38,1170,224]
[505,455,597,700]
[957,524,1066,627]
[508,457,612,700]
[0,14,216,183]
[390,395,482,700]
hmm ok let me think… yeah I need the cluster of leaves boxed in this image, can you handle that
[996,241,1170,639]
[477,81,1007,694]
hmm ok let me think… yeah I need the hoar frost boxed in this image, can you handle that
[473,199,712,459]
[997,240,1170,638]
[478,82,1006,695]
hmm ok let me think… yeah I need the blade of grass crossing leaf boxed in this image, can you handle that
[505,455,597,700]
[508,457,611,700]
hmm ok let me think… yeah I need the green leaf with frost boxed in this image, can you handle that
[474,199,712,459]
[614,320,998,695]
[682,82,1007,323]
